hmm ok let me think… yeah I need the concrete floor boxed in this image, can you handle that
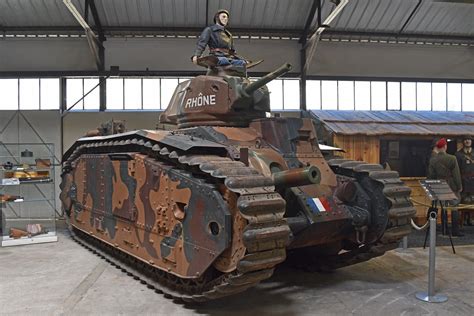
[1,231,474,316]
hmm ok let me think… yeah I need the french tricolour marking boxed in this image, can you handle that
[313,198,327,212]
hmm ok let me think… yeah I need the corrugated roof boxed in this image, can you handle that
[311,110,474,136]
[326,0,474,38]
[0,0,472,42]
[0,0,314,32]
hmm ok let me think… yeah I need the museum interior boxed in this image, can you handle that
[1,0,474,314]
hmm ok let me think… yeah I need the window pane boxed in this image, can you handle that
[106,78,124,109]
[161,79,179,109]
[19,78,39,110]
[321,80,337,110]
[40,78,59,110]
[0,79,18,110]
[338,81,354,110]
[401,82,416,110]
[267,79,283,110]
[84,78,100,110]
[432,83,446,111]
[447,83,462,111]
[416,82,431,111]
[124,79,142,110]
[387,82,400,110]
[143,79,160,110]
[283,79,300,110]
[306,80,321,110]
[462,83,474,112]
[354,81,370,110]
[67,79,83,110]
[371,81,386,111]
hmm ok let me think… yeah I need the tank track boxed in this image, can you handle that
[312,159,416,270]
[63,135,290,302]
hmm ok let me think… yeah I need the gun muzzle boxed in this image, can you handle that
[272,166,321,189]
[244,63,292,95]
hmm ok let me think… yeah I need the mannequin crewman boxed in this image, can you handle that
[455,136,474,225]
[192,9,245,67]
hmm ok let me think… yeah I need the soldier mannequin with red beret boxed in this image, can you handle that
[428,138,463,236]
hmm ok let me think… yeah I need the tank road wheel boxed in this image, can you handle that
[310,159,416,270]
[60,137,290,301]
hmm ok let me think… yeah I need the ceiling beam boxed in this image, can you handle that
[1,26,473,43]
[84,0,89,24]
[299,0,320,44]
[399,0,423,35]
[86,0,106,110]
[0,70,473,83]
[304,0,350,73]
[299,0,321,111]
[322,30,474,43]
[63,0,104,70]
[88,0,105,43]
[0,26,303,38]
[0,70,299,79]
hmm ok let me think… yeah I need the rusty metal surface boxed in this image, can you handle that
[70,153,231,277]
[61,64,417,301]
[272,166,321,189]
[328,159,416,244]
[158,64,291,128]
[61,133,290,301]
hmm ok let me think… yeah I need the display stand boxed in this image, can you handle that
[0,143,57,246]
[420,180,457,254]
[415,179,457,303]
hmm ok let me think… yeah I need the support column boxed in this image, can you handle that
[298,0,319,111]
[59,77,67,157]
[300,44,307,111]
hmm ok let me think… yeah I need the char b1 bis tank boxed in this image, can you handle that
[60,57,416,302]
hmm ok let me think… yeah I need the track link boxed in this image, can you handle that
[63,135,290,301]
[313,159,416,270]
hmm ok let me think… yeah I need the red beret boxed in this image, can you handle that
[436,138,447,148]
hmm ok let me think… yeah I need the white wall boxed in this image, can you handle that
[312,40,474,80]
[0,38,95,71]
[0,111,61,168]
[1,37,473,80]
[104,37,300,73]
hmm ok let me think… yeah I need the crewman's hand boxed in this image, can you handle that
[192,56,198,65]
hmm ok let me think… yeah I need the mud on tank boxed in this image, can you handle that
[60,59,416,302]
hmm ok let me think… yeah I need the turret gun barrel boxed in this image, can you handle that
[244,63,292,95]
[272,166,321,189]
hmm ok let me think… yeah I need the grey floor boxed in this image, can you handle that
[1,231,474,316]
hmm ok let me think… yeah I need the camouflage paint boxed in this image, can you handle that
[68,152,231,278]
[176,118,355,249]
[59,62,414,298]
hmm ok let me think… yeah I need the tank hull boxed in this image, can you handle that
[61,116,415,300]
[60,130,290,301]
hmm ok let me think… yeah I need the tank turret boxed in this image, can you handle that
[159,63,292,128]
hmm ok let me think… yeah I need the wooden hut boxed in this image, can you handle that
[310,110,474,223]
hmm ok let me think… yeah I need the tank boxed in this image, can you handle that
[60,61,416,302]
